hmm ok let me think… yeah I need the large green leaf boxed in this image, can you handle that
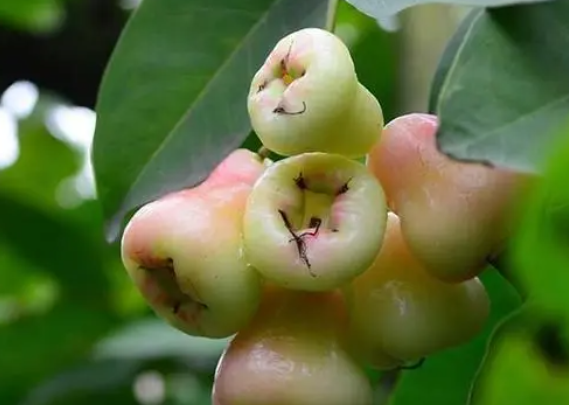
[93,0,330,241]
[344,0,550,19]
[431,2,569,173]
[388,269,521,405]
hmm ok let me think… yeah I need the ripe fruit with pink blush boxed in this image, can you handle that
[243,152,388,291]
[212,286,373,405]
[121,149,266,338]
[248,28,383,157]
[367,113,532,282]
[348,212,490,363]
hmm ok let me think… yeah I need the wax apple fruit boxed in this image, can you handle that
[212,286,373,405]
[348,212,490,363]
[121,149,265,338]
[243,152,388,291]
[248,28,383,157]
[367,113,531,281]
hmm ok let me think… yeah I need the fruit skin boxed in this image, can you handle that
[121,149,265,338]
[243,152,388,291]
[248,27,383,157]
[348,212,490,363]
[367,113,532,282]
[212,286,373,405]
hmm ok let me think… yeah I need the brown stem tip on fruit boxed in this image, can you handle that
[248,28,383,158]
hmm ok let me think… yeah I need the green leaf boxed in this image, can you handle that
[93,0,330,241]
[389,269,522,405]
[344,0,550,20]
[432,2,569,173]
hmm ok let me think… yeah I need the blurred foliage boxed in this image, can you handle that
[466,126,569,404]
[469,308,569,405]
[0,0,64,33]
[512,125,569,312]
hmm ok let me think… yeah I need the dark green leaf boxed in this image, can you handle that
[389,269,522,405]
[344,0,550,20]
[432,2,569,172]
[93,0,330,241]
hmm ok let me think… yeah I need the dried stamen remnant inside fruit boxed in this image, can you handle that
[137,257,208,316]
[243,152,387,291]
[121,149,265,339]
[248,28,383,157]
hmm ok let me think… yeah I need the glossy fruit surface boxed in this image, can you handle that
[212,286,373,405]
[348,212,490,363]
[367,113,531,281]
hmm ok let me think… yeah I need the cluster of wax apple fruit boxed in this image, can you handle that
[120,28,531,405]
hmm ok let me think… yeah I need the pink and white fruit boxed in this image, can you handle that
[212,286,373,405]
[243,152,388,291]
[367,113,531,281]
[348,212,490,363]
[121,149,266,338]
[248,28,383,157]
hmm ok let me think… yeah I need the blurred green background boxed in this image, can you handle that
[0,1,517,404]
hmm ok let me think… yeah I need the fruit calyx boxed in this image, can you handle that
[243,152,387,291]
[277,171,351,271]
[137,255,208,322]
[255,40,308,116]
